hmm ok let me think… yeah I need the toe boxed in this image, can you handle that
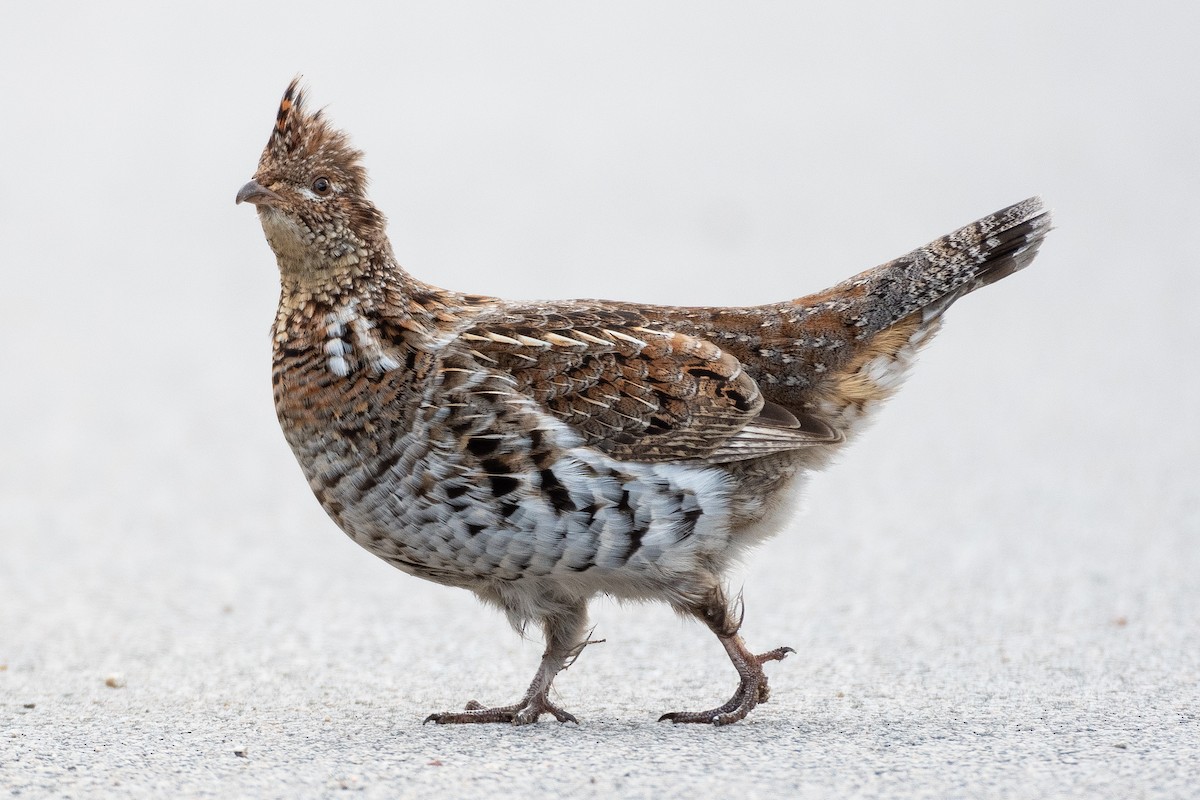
[549,707,578,724]
[756,646,794,664]
[511,707,540,726]
[423,705,517,724]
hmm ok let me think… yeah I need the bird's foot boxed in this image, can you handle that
[424,694,578,726]
[659,645,793,726]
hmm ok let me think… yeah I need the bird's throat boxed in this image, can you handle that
[259,208,369,303]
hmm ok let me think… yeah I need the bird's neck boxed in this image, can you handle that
[274,247,498,352]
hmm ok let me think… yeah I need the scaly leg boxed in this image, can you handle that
[424,601,590,725]
[660,589,793,726]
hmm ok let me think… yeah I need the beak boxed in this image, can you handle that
[235,180,282,206]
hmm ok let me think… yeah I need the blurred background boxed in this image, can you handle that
[1,1,1196,795]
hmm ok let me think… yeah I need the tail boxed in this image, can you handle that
[751,196,1053,443]
[678,197,1052,445]
[832,196,1051,335]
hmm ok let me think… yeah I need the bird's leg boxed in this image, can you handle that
[659,588,794,726]
[424,602,590,725]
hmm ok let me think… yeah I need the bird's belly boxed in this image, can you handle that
[278,409,742,597]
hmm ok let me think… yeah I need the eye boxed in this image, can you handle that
[312,177,332,195]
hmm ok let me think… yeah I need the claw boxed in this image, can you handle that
[659,644,793,726]
[763,646,795,662]
[421,605,591,726]
[423,694,579,725]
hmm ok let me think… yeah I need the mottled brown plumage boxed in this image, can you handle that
[238,79,1051,726]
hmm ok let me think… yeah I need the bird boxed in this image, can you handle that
[236,79,1051,726]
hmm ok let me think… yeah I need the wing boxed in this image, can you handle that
[451,304,839,464]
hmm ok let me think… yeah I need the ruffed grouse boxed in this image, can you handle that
[237,80,1050,726]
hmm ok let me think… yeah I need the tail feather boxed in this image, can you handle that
[678,197,1052,444]
[838,196,1051,334]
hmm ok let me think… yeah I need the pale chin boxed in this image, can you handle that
[259,209,317,268]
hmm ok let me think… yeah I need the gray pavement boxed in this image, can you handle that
[3,3,1198,798]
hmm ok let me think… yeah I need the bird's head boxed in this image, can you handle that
[237,79,387,288]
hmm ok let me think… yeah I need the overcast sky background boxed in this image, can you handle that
[1,3,1197,795]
